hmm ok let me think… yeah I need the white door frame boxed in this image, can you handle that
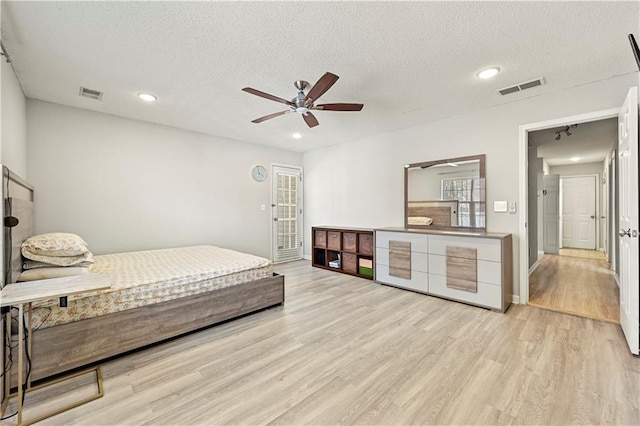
[518,108,619,304]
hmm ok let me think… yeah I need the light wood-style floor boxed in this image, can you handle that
[529,254,620,323]
[559,248,607,261]
[3,261,638,425]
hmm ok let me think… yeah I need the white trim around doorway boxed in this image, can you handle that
[518,107,619,304]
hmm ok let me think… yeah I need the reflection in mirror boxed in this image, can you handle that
[405,155,486,229]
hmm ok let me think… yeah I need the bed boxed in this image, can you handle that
[24,247,284,382]
[3,169,285,383]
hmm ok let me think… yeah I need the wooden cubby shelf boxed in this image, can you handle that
[312,226,374,280]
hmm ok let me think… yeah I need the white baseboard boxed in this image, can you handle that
[303,254,311,260]
[537,250,544,255]
[528,261,540,275]
[512,295,520,304]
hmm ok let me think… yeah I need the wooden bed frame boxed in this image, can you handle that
[3,167,285,383]
[27,272,284,381]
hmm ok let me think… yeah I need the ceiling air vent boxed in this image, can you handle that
[79,87,103,101]
[497,77,545,96]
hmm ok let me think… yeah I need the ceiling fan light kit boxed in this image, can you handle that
[243,72,364,128]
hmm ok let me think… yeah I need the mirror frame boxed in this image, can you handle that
[404,154,486,230]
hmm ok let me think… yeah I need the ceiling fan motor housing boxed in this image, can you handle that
[294,80,309,91]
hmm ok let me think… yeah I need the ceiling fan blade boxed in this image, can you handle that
[251,110,291,123]
[304,72,339,103]
[314,103,364,111]
[302,112,319,128]
[243,87,293,106]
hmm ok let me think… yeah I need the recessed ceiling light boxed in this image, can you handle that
[138,93,157,102]
[292,132,302,139]
[477,67,501,79]
[571,157,580,162]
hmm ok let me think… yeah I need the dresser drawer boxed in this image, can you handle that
[376,248,428,273]
[428,235,500,262]
[428,273,501,309]
[376,264,428,293]
[428,254,502,285]
[375,231,428,253]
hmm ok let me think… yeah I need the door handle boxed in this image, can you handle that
[273,218,278,222]
[619,228,631,237]
[590,215,595,219]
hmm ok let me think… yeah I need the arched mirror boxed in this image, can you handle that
[404,154,486,230]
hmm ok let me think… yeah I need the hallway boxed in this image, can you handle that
[529,251,619,323]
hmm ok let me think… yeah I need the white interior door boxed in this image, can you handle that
[272,165,303,263]
[543,174,560,254]
[618,86,639,355]
[561,175,597,249]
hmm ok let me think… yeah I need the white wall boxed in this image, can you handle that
[27,100,302,257]
[303,73,638,297]
[1,59,27,178]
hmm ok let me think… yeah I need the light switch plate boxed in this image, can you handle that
[508,201,517,214]
[494,201,508,212]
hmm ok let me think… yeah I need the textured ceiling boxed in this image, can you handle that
[2,1,639,152]
[531,118,618,166]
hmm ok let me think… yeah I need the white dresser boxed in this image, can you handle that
[375,228,512,312]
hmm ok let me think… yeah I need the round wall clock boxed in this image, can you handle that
[251,165,267,182]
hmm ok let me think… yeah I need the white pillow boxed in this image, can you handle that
[18,267,90,282]
[22,233,89,257]
[407,216,433,226]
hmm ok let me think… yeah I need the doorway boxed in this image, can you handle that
[271,165,303,263]
[521,111,619,310]
[520,87,639,355]
[527,119,619,322]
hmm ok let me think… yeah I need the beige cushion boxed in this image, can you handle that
[22,233,89,257]
[18,267,90,282]
[22,251,94,267]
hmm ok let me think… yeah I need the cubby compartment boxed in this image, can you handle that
[314,230,327,248]
[342,253,357,273]
[358,256,374,277]
[343,233,357,253]
[313,247,326,267]
[327,250,341,268]
[327,231,341,250]
[359,233,374,255]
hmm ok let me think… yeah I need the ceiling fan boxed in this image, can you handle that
[242,72,364,128]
